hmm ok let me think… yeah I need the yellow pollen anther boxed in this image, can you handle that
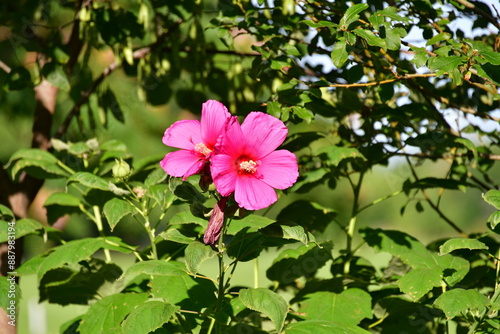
[194,143,212,156]
[239,160,258,173]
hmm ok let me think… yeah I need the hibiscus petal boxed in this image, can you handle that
[241,112,288,158]
[211,154,238,196]
[215,116,245,157]
[160,150,204,179]
[201,100,230,147]
[258,150,299,189]
[162,120,202,150]
[235,176,277,210]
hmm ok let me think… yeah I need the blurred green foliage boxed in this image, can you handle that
[1,0,500,333]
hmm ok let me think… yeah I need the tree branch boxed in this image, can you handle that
[454,0,500,30]
[312,73,437,88]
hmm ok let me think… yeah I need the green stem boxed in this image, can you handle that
[358,190,403,213]
[343,172,364,275]
[93,205,112,263]
[214,216,228,334]
[254,258,259,289]
[144,216,158,260]
[57,160,76,175]
[467,247,500,333]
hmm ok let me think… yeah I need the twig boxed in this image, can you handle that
[314,73,437,88]
[405,156,468,237]
[0,60,12,74]
[454,0,500,30]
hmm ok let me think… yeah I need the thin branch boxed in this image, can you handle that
[314,73,437,88]
[0,60,12,74]
[405,156,468,237]
[454,0,500,30]
[54,60,118,139]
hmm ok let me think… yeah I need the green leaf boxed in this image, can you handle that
[439,238,489,255]
[433,253,469,287]
[173,182,206,203]
[67,172,109,191]
[284,320,371,334]
[121,260,187,287]
[42,62,70,91]
[434,289,489,319]
[404,177,467,191]
[331,37,348,68]
[260,223,316,245]
[44,193,81,207]
[428,55,464,73]
[298,289,372,325]
[0,276,17,310]
[185,241,217,275]
[479,51,500,65]
[226,214,275,235]
[146,184,175,208]
[339,3,369,29]
[360,228,435,269]
[426,32,451,45]
[375,7,411,22]
[121,300,179,333]
[398,266,443,300]
[144,168,167,187]
[353,28,387,48]
[169,210,207,226]
[0,219,44,243]
[44,193,82,225]
[302,20,337,28]
[78,293,148,334]
[23,237,133,279]
[0,205,14,221]
[158,229,196,244]
[9,148,68,178]
[151,268,217,311]
[292,106,314,123]
[483,190,500,210]
[317,146,366,167]
[103,198,135,231]
[239,288,288,333]
[267,243,332,284]
[487,211,500,230]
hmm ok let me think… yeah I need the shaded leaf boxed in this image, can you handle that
[239,288,288,332]
[284,320,371,334]
[103,198,135,231]
[434,289,489,319]
[185,241,217,275]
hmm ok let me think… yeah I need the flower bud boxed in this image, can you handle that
[112,159,131,179]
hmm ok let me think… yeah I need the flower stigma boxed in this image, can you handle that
[238,159,259,174]
[194,143,212,156]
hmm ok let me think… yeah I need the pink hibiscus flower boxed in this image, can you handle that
[211,112,299,210]
[160,100,231,180]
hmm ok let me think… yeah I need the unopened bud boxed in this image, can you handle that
[112,159,131,179]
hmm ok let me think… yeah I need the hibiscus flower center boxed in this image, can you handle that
[194,143,212,156]
[237,159,259,174]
